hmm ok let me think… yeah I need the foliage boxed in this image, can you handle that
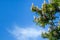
[31,0,60,40]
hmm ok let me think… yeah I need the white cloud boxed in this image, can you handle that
[8,26,45,40]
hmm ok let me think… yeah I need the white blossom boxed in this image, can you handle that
[36,6,38,8]
[30,3,34,10]
[48,28,51,31]
[58,6,60,9]
[44,0,46,4]
[50,8,53,11]
[48,0,53,3]
[33,16,36,19]
[32,3,34,7]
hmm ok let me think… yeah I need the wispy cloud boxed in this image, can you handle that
[8,25,45,40]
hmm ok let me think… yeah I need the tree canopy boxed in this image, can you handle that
[31,0,60,40]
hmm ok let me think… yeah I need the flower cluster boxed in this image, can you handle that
[42,26,60,40]
[31,0,60,27]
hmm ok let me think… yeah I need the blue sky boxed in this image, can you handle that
[0,0,49,40]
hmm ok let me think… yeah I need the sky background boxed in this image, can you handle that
[0,0,49,40]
